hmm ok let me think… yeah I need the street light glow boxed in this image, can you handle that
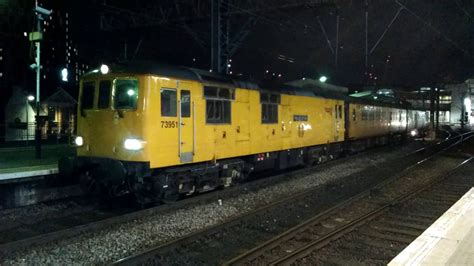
[61,67,68,82]
[319,76,328,83]
[27,95,35,101]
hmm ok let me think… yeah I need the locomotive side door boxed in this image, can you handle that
[178,83,194,163]
[334,102,343,142]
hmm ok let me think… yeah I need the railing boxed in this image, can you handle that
[0,122,75,146]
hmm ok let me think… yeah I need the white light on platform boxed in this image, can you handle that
[319,76,327,83]
[464,97,471,111]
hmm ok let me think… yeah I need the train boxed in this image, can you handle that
[59,62,430,204]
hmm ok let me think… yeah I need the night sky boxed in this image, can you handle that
[1,0,473,101]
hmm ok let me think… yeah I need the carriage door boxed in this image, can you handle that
[334,102,343,141]
[178,86,194,163]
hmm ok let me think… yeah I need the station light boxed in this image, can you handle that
[319,76,328,83]
[27,95,35,101]
[100,64,109,74]
[410,129,418,137]
[61,67,68,82]
[127,89,135,96]
[464,97,471,111]
[124,138,145,151]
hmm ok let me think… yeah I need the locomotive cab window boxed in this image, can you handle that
[114,79,138,110]
[98,80,111,109]
[204,86,232,124]
[161,88,177,117]
[81,82,95,110]
[261,92,280,124]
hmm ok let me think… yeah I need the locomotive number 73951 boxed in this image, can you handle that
[161,121,178,128]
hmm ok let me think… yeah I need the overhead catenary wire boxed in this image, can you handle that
[395,0,473,58]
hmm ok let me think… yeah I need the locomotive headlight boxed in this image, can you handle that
[410,129,418,137]
[74,136,84,146]
[124,138,145,151]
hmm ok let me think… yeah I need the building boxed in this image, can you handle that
[3,86,76,142]
[39,1,90,88]
[445,79,474,128]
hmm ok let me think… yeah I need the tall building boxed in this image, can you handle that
[39,1,90,91]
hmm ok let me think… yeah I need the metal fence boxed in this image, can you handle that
[0,122,75,145]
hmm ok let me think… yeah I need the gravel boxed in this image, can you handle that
[0,199,97,230]
[1,142,424,264]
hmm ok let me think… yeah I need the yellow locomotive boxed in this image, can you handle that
[59,62,429,203]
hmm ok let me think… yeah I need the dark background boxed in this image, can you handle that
[0,0,473,115]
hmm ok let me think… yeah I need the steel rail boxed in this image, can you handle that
[0,137,373,257]
[113,133,472,265]
[226,132,473,265]
[270,157,472,265]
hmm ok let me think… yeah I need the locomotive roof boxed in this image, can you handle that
[84,61,412,109]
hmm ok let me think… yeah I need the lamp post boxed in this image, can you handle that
[30,4,52,159]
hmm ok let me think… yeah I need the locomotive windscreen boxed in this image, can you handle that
[114,79,138,109]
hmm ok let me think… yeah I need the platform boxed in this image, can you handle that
[0,144,73,183]
[389,187,474,265]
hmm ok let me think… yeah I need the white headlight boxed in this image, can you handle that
[410,129,418,137]
[100,64,109,74]
[74,136,84,146]
[124,138,145,151]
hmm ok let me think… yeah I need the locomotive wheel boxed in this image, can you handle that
[162,175,181,203]
[231,164,245,182]
[152,173,181,203]
[79,171,100,195]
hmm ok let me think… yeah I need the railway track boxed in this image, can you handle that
[0,142,403,258]
[229,158,472,265]
[112,132,473,265]
[227,136,473,265]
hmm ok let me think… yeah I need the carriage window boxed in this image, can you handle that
[261,92,279,124]
[114,79,138,109]
[338,105,343,119]
[161,88,177,117]
[204,86,232,124]
[361,107,368,121]
[375,109,381,121]
[352,108,356,121]
[181,90,190,118]
[98,80,111,109]
[81,82,95,109]
[206,99,231,123]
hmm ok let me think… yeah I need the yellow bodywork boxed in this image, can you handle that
[77,74,345,169]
